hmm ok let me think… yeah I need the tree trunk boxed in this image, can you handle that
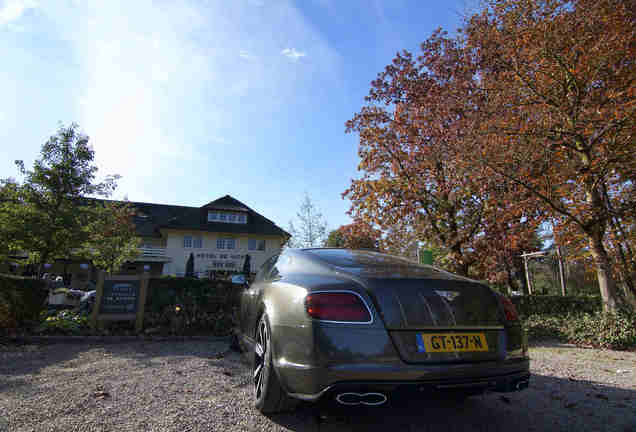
[588,229,619,312]
[448,248,469,276]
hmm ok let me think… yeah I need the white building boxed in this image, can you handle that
[127,195,289,277]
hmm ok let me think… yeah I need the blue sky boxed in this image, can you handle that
[0,0,473,232]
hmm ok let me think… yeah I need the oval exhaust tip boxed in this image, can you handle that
[336,392,387,406]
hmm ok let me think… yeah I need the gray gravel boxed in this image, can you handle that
[0,340,634,432]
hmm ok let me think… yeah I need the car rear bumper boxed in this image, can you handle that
[279,358,530,401]
[287,370,530,402]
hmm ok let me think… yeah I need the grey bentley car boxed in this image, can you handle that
[237,248,529,413]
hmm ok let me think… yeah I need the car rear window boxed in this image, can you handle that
[305,249,419,268]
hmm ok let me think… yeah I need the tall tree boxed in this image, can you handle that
[465,0,635,311]
[381,221,420,262]
[324,220,381,250]
[0,179,21,262]
[287,194,328,248]
[344,30,542,277]
[83,201,140,274]
[0,124,120,274]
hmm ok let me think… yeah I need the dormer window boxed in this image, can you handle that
[208,211,247,224]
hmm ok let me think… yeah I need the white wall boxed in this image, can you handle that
[160,229,283,276]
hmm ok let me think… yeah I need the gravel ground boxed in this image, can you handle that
[0,340,634,432]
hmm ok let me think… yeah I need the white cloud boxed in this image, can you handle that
[281,47,306,62]
[0,0,37,25]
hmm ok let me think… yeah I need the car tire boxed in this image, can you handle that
[253,314,298,414]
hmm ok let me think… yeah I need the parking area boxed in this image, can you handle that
[0,341,634,431]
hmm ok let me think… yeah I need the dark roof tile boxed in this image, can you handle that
[103,196,289,238]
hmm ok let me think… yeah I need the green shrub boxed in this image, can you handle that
[0,274,48,330]
[523,311,636,350]
[523,314,567,341]
[142,278,240,336]
[511,295,601,316]
[35,310,90,335]
[563,311,636,350]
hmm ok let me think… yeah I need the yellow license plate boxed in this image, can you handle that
[416,333,489,353]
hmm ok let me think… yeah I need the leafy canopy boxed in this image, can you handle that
[0,124,139,274]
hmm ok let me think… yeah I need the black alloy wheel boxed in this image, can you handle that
[253,317,269,400]
[252,314,298,413]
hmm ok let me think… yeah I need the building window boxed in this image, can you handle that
[183,236,192,248]
[207,211,247,224]
[217,238,235,250]
[193,237,202,248]
[248,239,266,251]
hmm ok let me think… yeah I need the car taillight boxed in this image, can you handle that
[499,295,519,322]
[305,292,371,322]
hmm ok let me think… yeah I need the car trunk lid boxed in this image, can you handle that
[360,276,505,363]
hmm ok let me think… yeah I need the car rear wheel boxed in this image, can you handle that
[253,314,298,414]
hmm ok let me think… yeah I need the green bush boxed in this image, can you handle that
[563,311,636,350]
[511,295,601,316]
[523,311,636,350]
[35,310,90,335]
[143,278,241,336]
[523,314,567,341]
[0,274,48,330]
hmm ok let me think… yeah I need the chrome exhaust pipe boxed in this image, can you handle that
[515,379,529,390]
[335,392,388,406]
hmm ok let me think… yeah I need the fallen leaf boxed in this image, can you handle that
[93,391,110,399]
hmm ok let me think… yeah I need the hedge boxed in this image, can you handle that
[524,311,636,350]
[0,273,48,330]
[142,277,242,335]
[510,295,601,316]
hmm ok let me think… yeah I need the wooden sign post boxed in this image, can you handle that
[91,272,149,333]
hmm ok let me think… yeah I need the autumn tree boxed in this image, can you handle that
[465,0,635,311]
[472,217,543,293]
[325,229,345,248]
[324,220,381,250]
[287,194,328,248]
[344,30,541,278]
[381,222,421,262]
